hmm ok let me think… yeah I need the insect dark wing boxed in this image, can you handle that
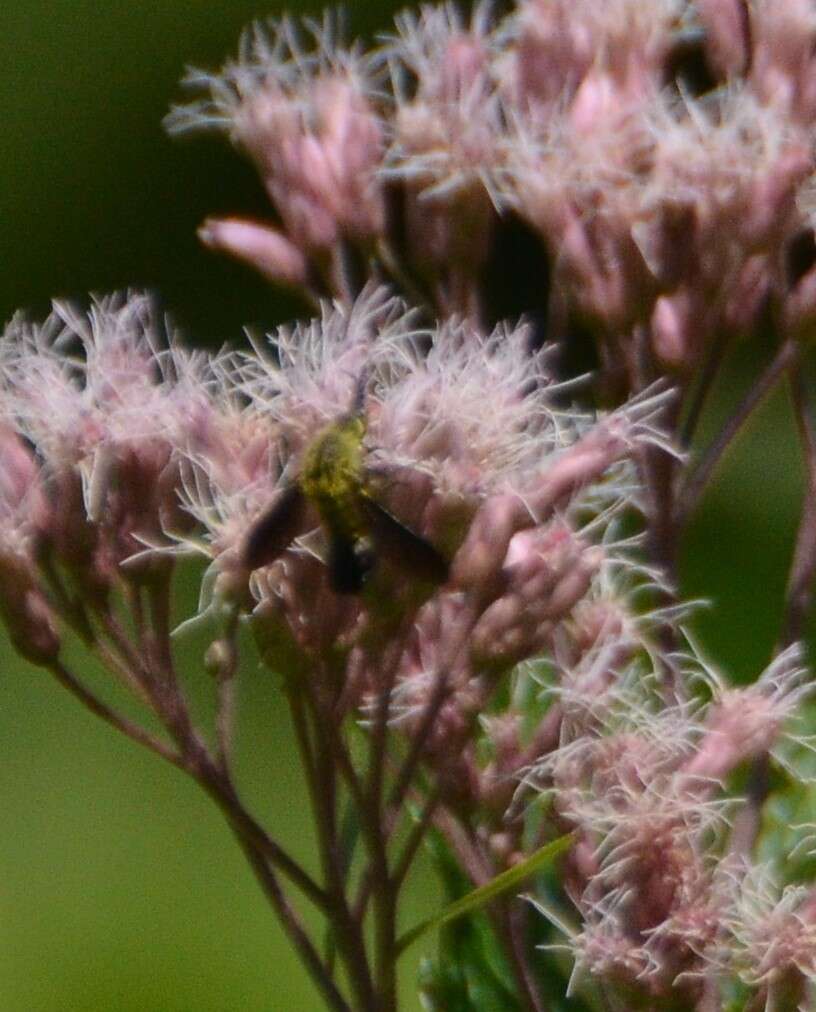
[359,494,449,586]
[327,531,374,594]
[242,483,306,570]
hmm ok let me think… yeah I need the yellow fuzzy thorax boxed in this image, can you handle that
[299,413,368,539]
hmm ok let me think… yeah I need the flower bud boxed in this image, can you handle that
[0,555,60,665]
[684,691,781,781]
[651,290,701,371]
[204,639,234,680]
[450,494,522,595]
[198,218,309,288]
[695,0,751,78]
[722,255,771,335]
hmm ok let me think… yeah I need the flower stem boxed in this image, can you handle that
[45,658,181,767]
[780,363,816,647]
[678,338,799,526]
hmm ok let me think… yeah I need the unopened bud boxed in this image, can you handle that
[439,35,488,102]
[451,494,522,595]
[250,598,310,679]
[723,255,771,335]
[684,690,783,781]
[542,552,597,620]
[198,218,309,289]
[204,639,234,679]
[0,556,60,665]
[695,0,751,78]
[651,291,700,371]
[212,566,253,610]
[488,832,514,863]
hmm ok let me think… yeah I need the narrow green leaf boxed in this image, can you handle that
[397,832,574,957]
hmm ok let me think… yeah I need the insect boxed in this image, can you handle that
[242,402,449,594]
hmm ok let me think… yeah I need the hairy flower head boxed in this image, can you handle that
[0,293,197,587]
[167,14,384,251]
[509,0,683,110]
[381,3,505,287]
[719,863,816,986]
[684,642,815,782]
[166,285,667,733]
[385,3,504,199]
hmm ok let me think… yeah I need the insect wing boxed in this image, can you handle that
[243,483,306,570]
[359,494,449,586]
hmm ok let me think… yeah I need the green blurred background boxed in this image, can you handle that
[0,2,809,1009]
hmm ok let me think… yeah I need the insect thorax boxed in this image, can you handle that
[299,414,368,536]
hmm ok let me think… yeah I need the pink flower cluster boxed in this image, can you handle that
[4,2,816,1008]
[170,1,816,384]
[1,279,812,1005]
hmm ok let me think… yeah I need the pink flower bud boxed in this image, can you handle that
[695,0,751,78]
[651,290,701,371]
[0,555,60,665]
[786,261,816,336]
[198,218,308,288]
[723,255,771,334]
[570,71,651,136]
[684,646,809,781]
[741,144,813,249]
[751,0,816,119]
[684,691,782,781]
[450,494,523,594]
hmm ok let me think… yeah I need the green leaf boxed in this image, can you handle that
[419,936,520,1012]
[397,832,574,956]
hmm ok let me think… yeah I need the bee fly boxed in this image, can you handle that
[242,399,449,594]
